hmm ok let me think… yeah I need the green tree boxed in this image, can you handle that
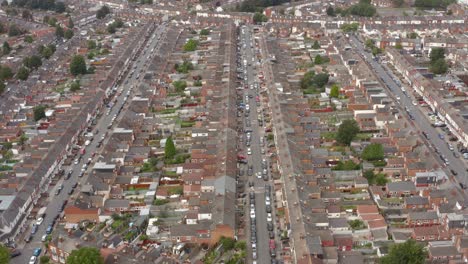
[340,23,359,32]
[326,6,335,16]
[313,73,329,88]
[336,119,360,145]
[347,0,376,17]
[253,12,268,24]
[381,240,427,264]
[70,55,87,76]
[68,17,74,28]
[87,40,97,50]
[164,136,176,160]
[414,0,455,8]
[172,80,187,92]
[361,143,384,161]
[183,39,198,52]
[175,61,194,74]
[64,29,73,39]
[430,47,445,62]
[200,29,210,35]
[40,255,50,264]
[332,160,361,171]
[395,43,403,49]
[70,80,80,91]
[24,35,34,43]
[41,46,54,59]
[0,244,10,264]
[219,236,236,251]
[430,58,448,74]
[330,84,340,98]
[312,40,320,49]
[24,55,42,70]
[16,66,29,80]
[33,105,46,121]
[8,24,22,37]
[2,41,11,55]
[375,173,388,186]
[55,25,64,38]
[0,65,13,79]
[0,82,4,94]
[66,247,104,264]
[409,32,419,39]
[47,17,57,27]
[107,23,116,34]
[363,169,377,185]
[96,5,110,19]
[314,54,323,64]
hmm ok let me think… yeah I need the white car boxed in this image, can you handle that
[247,148,252,155]
[252,243,257,250]
[250,210,256,219]
[256,172,262,179]
[261,148,265,154]
[267,213,272,222]
[250,203,255,210]
[29,256,37,264]
[36,217,44,226]
[74,158,79,165]
[41,235,47,242]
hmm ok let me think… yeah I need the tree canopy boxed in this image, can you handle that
[330,84,340,98]
[429,48,448,74]
[414,0,455,9]
[66,247,104,264]
[332,160,361,171]
[300,71,329,93]
[347,1,376,17]
[361,143,384,161]
[183,39,198,52]
[33,105,46,121]
[16,66,29,80]
[236,0,288,12]
[312,40,320,49]
[70,55,87,76]
[381,239,427,264]
[11,0,67,12]
[336,119,360,145]
[253,12,268,24]
[340,23,359,33]
[23,55,42,70]
[430,47,445,62]
[96,5,110,19]
[430,59,448,74]
[0,65,13,80]
[164,136,176,160]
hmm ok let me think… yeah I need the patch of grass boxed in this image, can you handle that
[356,133,373,141]
[321,132,337,140]
[153,199,169,206]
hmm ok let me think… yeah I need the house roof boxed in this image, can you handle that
[408,211,438,221]
[356,205,379,215]
[387,181,416,192]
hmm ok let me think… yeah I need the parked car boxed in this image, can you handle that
[33,248,41,257]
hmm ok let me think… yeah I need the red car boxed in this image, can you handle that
[269,239,276,249]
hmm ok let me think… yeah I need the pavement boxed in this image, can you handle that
[11,24,168,264]
[348,35,467,195]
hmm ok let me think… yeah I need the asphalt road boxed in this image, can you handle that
[12,24,167,264]
[348,35,468,190]
[240,26,274,264]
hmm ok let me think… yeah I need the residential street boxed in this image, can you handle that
[349,35,468,193]
[12,24,168,264]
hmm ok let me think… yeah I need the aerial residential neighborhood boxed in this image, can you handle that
[0,0,466,264]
